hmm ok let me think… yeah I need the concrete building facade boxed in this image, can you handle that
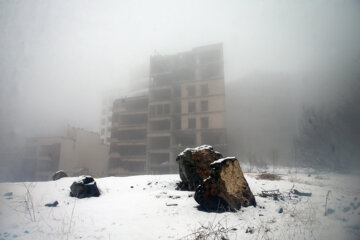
[109,94,148,175]
[109,43,227,175]
[24,126,109,180]
[100,89,125,145]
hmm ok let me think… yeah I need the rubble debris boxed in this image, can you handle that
[168,195,181,199]
[52,170,68,181]
[176,145,223,191]
[259,189,284,201]
[44,200,59,207]
[70,176,100,198]
[194,157,256,212]
[245,227,254,234]
[166,203,178,207]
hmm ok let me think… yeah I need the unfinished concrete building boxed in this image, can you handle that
[109,43,227,175]
[23,126,109,181]
[109,94,149,175]
[147,43,227,174]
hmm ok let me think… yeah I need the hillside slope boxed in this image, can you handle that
[0,170,359,240]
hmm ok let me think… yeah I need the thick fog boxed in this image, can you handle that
[1,0,360,180]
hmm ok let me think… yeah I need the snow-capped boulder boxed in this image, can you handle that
[176,145,223,191]
[194,157,256,211]
[52,170,68,181]
[70,176,100,198]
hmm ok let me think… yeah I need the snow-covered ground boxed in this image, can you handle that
[0,168,359,240]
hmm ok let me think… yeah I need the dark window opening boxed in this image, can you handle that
[173,116,181,130]
[164,104,170,114]
[113,129,147,140]
[111,145,146,156]
[188,118,196,129]
[201,132,226,145]
[150,88,171,101]
[188,102,196,113]
[157,104,163,115]
[201,117,209,129]
[149,136,170,149]
[174,132,196,146]
[117,114,148,125]
[150,120,171,131]
[201,84,209,96]
[201,100,208,111]
[201,63,221,80]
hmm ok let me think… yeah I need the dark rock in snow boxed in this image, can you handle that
[176,145,222,191]
[70,176,100,198]
[45,201,59,207]
[325,208,335,215]
[291,189,312,197]
[343,206,351,213]
[194,157,256,212]
[52,170,68,181]
[245,227,254,234]
[4,192,13,197]
[278,208,283,213]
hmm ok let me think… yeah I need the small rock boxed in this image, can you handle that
[165,203,178,206]
[325,208,335,216]
[4,192,12,197]
[245,227,254,234]
[168,195,181,199]
[278,208,283,213]
[343,206,351,213]
[52,170,68,181]
[292,189,312,197]
[45,201,59,207]
[130,186,134,188]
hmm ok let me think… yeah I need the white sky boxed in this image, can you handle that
[0,0,359,135]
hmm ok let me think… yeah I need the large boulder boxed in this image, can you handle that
[70,176,100,198]
[52,170,68,181]
[176,145,223,191]
[194,157,256,211]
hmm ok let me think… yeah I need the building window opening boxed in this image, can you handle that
[201,117,209,129]
[201,100,208,112]
[188,118,196,129]
[188,102,196,113]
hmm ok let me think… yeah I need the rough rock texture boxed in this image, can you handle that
[52,170,68,181]
[194,157,256,211]
[70,176,100,198]
[176,145,223,191]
